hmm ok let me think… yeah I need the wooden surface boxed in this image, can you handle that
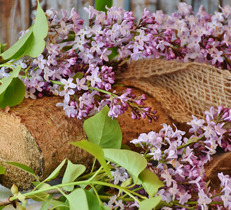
[0,0,230,55]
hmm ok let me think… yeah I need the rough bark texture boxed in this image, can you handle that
[0,96,94,190]
[0,86,189,190]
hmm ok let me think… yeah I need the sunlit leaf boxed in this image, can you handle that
[139,196,162,210]
[0,27,33,61]
[83,106,122,149]
[103,149,147,180]
[44,159,66,182]
[0,0,48,61]
[62,160,86,191]
[140,169,164,198]
[24,0,48,58]
[70,140,112,178]
[66,188,89,210]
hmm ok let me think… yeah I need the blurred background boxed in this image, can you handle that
[0,0,230,49]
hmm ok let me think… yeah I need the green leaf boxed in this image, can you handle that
[49,201,69,210]
[30,182,50,201]
[154,201,173,209]
[103,149,147,180]
[40,194,53,210]
[84,190,102,210]
[140,169,164,198]
[0,164,5,174]
[0,65,26,108]
[66,188,89,210]
[29,192,49,202]
[62,160,86,191]
[101,205,111,210]
[17,192,27,207]
[44,159,66,182]
[42,196,69,210]
[0,0,48,61]
[24,0,48,57]
[70,140,112,178]
[32,182,51,189]
[5,162,37,179]
[53,196,69,210]
[0,27,33,61]
[108,47,118,61]
[95,0,113,13]
[139,196,162,210]
[73,72,84,81]
[0,77,26,108]
[0,65,21,94]
[83,106,122,149]
[121,177,132,188]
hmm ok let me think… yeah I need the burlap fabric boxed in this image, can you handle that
[117,59,231,123]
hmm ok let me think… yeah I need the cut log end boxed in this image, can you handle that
[0,96,94,190]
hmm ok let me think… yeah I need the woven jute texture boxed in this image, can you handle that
[117,59,231,123]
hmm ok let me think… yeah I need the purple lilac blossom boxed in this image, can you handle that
[3,2,231,120]
[131,106,231,209]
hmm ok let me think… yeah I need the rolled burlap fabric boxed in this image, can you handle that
[117,58,231,123]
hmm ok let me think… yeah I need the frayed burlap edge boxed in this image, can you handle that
[117,59,231,123]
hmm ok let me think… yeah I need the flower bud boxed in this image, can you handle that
[11,184,18,196]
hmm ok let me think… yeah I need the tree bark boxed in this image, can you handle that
[0,96,94,190]
[0,87,186,190]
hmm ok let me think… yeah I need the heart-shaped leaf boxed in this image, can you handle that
[83,106,122,149]
[62,160,86,191]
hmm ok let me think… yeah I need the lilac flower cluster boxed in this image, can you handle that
[131,106,231,209]
[16,6,159,121]
[3,2,231,120]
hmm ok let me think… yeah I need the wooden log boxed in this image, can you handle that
[0,96,94,190]
[0,86,183,190]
